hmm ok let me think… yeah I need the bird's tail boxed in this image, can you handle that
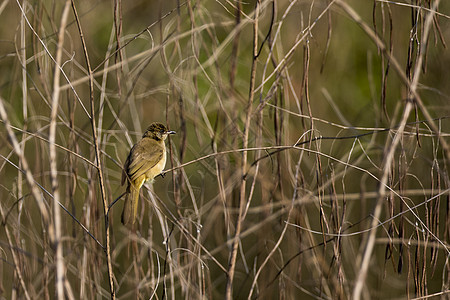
[121,184,139,225]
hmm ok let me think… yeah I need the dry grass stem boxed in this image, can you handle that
[0,0,449,299]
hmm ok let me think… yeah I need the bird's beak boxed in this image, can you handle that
[167,130,176,135]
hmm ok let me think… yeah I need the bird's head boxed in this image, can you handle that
[143,122,176,141]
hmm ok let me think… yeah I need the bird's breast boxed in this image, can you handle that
[145,148,167,181]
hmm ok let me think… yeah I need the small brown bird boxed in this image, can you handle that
[121,122,175,225]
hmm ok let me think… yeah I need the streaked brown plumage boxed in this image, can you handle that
[121,122,175,225]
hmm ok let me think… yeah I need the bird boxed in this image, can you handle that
[121,122,175,225]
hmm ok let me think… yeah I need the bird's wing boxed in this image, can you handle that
[127,138,164,182]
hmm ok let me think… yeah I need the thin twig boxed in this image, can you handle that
[49,2,71,298]
[225,1,260,298]
[70,1,116,298]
